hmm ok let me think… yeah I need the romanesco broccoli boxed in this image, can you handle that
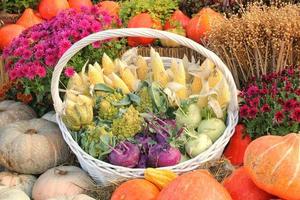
[136,87,153,113]
[98,92,124,120]
[112,106,144,138]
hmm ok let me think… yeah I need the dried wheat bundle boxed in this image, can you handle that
[206,3,300,88]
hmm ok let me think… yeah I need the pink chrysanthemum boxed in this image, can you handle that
[64,67,75,78]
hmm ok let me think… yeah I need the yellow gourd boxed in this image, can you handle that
[144,168,178,190]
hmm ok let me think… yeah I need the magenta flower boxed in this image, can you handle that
[23,49,32,60]
[239,105,250,118]
[274,111,285,123]
[260,88,268,95]
[9,70,18,80]
[249,97,259,107]
[261,104,271,112]
[290,107,300,122]
[92,41,101,48]
[247,85,259,97]
[64,67,75,77]
[248,107,258,119]
[36,66,47,78]
[283,99,296,111]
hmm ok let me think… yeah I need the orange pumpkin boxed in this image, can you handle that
[244,133,300,200]
[186,8,224,43]
[97,1,120,17]
[16,8,44,29]
[111,179,159,200]
[157,170,232,200]
[68,0,93,12]
[127,13,162,47]
[38,0,70,20]
[164,10,190,30]
[0,24,25,50]
[223,167,274,200]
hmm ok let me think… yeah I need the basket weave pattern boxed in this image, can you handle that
[51,28,239,185]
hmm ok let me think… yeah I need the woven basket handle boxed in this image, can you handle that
[51,28,238,114]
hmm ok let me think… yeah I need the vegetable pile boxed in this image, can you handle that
[63,47,231,168]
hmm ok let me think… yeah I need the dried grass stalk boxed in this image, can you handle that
[206,3,300,87]
[0,56,8,86]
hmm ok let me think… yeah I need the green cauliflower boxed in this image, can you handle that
[136,87,153,113]
[112,106,144,138]
[98,92,124,120]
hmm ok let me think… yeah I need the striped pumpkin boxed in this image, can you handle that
[244,133,300,200]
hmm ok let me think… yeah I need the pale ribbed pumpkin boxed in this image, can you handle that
[0,172,36,197]
[32,166,94,200]
[0,100,36,128]
[0,186,30,200]
[244,133,300,200]
[0,119,69,174]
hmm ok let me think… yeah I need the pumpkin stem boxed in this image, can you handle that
[25,129,38,134]
[54,168,68,175]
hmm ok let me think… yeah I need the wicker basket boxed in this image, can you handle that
[51,28,239,185]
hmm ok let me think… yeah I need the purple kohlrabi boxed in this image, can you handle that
[155,132,169,144]
[137,153,148,168]
[148,143,181,167]
[108,141,140,168]
[134,133,155,153]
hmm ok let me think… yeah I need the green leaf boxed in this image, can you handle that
[128,93,141,105]
[112,95,131,106]
[94,83,114,93]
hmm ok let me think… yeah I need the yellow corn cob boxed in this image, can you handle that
[121,68,139,91]
[136,55,148,80]
[171,60,187,100]
[151,48,169,87]
[102,53,116,75]
[88,64,104,85]
[110,73,130,94]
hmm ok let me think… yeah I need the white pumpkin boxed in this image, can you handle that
[0,186,30,200]
[0,100,36,128]
[47,194,96,200]
[32,166,94,200]
[0,118,70,174]
[0,171,36,197]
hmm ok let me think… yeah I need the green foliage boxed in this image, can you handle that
[68,39,127,73]
[119,0,179,26]
[1,0,39,14]
[75,125,118,160]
